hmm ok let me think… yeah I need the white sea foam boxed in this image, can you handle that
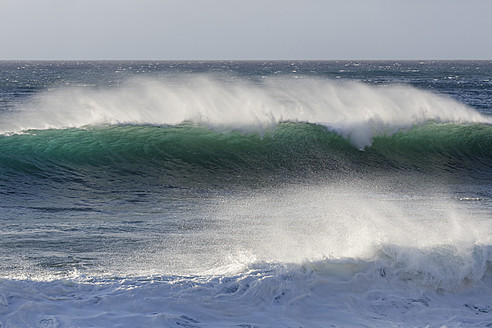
[2,76,490,148]
[1,249,491,327]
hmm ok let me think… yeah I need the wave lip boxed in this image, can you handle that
[1,76,490,148]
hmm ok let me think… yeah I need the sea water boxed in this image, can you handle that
[0,61,491,327]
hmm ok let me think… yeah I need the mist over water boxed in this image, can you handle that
[198,183,491,278]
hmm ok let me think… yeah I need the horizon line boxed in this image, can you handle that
[1,58,492,62]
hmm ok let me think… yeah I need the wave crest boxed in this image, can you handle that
[2,76,490,148]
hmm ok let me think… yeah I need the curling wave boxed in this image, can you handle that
[1,76,490,149]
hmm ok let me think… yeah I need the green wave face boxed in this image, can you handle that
[1,122,490,187]
[370,123,492,173]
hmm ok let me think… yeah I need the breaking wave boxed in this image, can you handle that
[1,76,490,149]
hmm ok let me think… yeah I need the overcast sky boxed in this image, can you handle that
[1,0,491,60]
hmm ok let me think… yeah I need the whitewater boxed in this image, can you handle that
[2,75,489,148]
[0,61,491,327]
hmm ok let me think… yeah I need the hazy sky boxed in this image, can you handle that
[1,0,491,60]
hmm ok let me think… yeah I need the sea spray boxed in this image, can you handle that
[203,183,492,265]
[2,76,490,148]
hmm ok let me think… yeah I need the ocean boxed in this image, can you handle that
[0,61,491,327]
